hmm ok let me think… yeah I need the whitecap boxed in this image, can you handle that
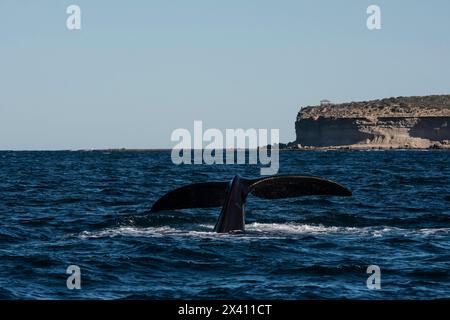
[78,223,450,240]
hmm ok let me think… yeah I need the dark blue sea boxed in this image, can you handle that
[0,150,449,299]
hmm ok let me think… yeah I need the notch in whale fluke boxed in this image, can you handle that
[150,175,352,233]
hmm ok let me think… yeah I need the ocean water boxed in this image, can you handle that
[0,150,449,299]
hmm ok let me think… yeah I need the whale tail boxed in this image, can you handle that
[150,181,229,212]
[150,175,351,212]
[246,175,352,199]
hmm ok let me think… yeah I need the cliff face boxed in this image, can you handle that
[295,95,450,149]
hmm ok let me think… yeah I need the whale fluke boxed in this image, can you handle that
[150,182,229,212]
[150,175,352,233]
[247,175,352,199]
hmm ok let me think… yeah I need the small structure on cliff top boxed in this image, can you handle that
[320,99,332,106]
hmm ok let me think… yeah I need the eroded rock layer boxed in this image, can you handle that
[295,95,450,149]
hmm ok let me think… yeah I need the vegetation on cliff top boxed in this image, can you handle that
[298,94,450,120]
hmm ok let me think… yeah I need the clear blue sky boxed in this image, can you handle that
[1,0,449,150]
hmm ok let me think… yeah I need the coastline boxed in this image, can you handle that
[2,147,450,152]
[279,145,450,151]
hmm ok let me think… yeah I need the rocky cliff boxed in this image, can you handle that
[294,95,450,149]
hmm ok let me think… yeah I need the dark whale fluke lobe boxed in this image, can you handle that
[151,175,352,233]
[150,181,229,212]
[247,175,352,198]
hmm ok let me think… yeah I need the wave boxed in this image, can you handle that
[247,223,450,237]
[78,222,450,240]
[79,226,182,239]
